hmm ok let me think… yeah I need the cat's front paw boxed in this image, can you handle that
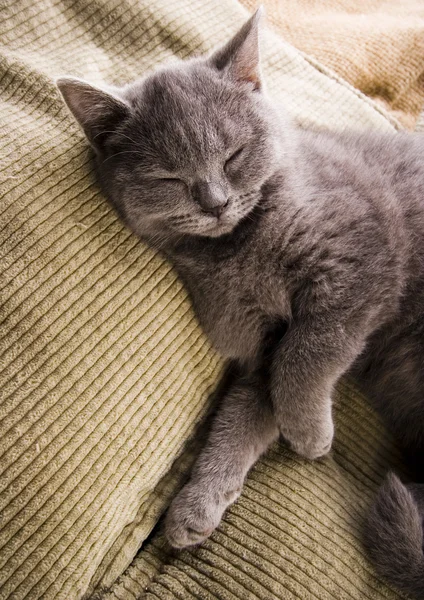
[165,481,237,549]
[279,414,334,460]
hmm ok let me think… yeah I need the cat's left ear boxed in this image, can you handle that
[56,77,131,151]
[209,7,264,91]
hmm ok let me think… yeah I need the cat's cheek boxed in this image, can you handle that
[230,160,273,190]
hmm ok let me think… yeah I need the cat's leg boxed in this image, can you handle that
[354,322,424,477]
[357,324,424,597]
[270,320,367,459]
[165,373,279,548]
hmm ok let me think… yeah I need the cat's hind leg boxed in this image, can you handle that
[355,323,424,596]
[354,322,424,476]
[165,373,279,548]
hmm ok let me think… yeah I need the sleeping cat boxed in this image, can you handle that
[57,9,424,598]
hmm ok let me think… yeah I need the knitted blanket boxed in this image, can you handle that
[0,0,410,599]
[240,0,424,130]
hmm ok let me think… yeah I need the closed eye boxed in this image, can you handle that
[224,147,244,172]
[158,177,183,184]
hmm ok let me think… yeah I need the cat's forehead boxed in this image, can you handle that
[139,64,238,123]
[127,64,254,170]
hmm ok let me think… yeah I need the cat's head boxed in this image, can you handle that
[57,9,289,242]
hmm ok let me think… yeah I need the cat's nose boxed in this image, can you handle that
[206,202,228,218]
[192,181,228,218]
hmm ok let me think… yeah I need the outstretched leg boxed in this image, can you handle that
[165,373,279,548]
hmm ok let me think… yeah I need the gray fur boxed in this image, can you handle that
[57,10,424,596]
[366,473,424,598]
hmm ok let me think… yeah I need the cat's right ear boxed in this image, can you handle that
[56,77,131,151]
[209,7,264,91]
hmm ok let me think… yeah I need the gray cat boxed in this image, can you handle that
[57,9,424,598]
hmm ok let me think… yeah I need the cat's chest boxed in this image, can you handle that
[183,258,290,364]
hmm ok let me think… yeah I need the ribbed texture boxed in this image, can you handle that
[240,0,424,130]
[107,382,408,600]
[0,0,405,599]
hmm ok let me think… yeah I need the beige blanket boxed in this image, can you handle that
[241,0,424,129]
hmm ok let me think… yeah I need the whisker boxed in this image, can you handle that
[93,130,139,145]
[102,150,145,164]
[169,214,191,223]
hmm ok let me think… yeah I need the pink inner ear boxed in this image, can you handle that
[209,9,263,90]
[231,46,261,90]
[236,62,261,90]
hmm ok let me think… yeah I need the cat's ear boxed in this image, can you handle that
[209,7,264,91]
[56,77,131,151]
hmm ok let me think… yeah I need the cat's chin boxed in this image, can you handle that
[200,220,239,238]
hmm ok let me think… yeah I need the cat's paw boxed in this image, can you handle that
[165,481,238,549]
[280,414,334,460]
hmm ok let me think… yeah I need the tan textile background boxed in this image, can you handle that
[240,0,424,129]
[105,380,407,600]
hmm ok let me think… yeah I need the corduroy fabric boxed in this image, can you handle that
[104,381,408,600]
[240,0,424,130]
[0,0,410,599]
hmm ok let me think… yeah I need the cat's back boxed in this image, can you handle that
[340,131,424,277]
[297,128,424,263]
[298,127,424,321]
[300,128,424,212]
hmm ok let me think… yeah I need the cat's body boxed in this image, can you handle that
[169,129,422,369]
[57,10,424,598]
